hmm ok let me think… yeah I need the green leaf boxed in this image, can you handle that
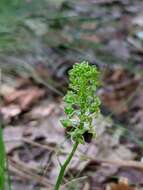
[60,119,71,128]
[0,124,6,190]
[64,106,74,116]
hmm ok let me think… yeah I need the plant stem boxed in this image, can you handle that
[0,122,6,190]
[55,141,79,190]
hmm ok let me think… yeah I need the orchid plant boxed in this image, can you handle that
[55,61,101,190]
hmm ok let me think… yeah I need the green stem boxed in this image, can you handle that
[55,141,79,190]
[0,120,5,189]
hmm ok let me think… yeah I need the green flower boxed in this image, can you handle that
[62,61,101,144]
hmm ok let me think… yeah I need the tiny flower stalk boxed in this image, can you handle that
[55,61,101,190]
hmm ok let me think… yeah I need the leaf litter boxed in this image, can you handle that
[1,0,143,189]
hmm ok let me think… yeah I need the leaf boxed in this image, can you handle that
[3,126,23,153]
[64,106,74,116]
[107,178,136,190]
[0,122,6,190]
[60,119,72,128]
[4,87,45,110]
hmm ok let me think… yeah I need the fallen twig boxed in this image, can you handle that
[81,155,143,170]
[8,157,53,189]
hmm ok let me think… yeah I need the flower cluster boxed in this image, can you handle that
[61,61,100,144]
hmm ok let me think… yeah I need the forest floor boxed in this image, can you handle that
[0,0,143,189]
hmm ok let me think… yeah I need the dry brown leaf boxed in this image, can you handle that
[107,183,135,190]
[0,104,21,123]
[4,126,23,153]
[117,168,143,185]
[99,90,128,114]
[27,100,56,119]
[99,66,141,115]
[0,84,15,96]
[82,182,91,190]
[91,166,118,184]
[4,87,45,110]
[94,133,137,161]
[0,87,45,122]
[106,178,136,190]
